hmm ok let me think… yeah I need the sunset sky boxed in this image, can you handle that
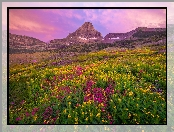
[3,2,174,43]
[9,8,166,42]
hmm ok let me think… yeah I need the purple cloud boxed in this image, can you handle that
[9,8,166,42]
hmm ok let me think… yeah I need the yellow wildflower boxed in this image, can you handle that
[68,114,71,118]
[75,118,78,122]
[151,114,154,117]
[96,113,100,117]
[128,113,131,117]
[85,117,88,121]
[33,115,37,121]
[129,91,133,96]
[63,109,67,113]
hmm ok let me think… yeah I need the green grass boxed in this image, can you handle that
[9,47,166,124]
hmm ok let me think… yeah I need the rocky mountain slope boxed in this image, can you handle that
[104,27,166,43]
[9,33,47,53]
[49,22,103,47]
[8,22,167,53]
[49,22,166,47]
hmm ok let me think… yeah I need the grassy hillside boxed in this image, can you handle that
[9,47,166,124]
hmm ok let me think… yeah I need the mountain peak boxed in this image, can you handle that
[81,22,93,27]
[83,21,92,25]
[76,22,95,33]
[65,22,103,44]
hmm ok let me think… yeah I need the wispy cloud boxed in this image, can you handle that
[42,9,84,20]
[83,9,98,22]
[82,9,166,33]
[3,2,169,42]
[9,9,56,33]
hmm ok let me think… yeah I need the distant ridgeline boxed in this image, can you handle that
[49,23,166,46]
[9,33,47,54]
[9,22,166,54]
[103,27,166,43]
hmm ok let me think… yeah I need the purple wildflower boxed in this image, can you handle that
[31,107,39,116]
[53,76,56,81]
[25,112,30,117]
[157,88,163,94]
[11,102,15,105]
[75,66,83,76]
[20,100,25,105]
[32,60,37,63]
[16,117,22,121]
[52,62,57,65]
[101,108,105,112]
[110,121,113,124]
[42,107,53,120]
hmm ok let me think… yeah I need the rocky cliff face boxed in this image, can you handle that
[67,22,103,40]
[49,22,103,46]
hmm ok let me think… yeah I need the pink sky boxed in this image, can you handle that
[9,8,166,42]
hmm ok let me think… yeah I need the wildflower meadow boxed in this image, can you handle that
[9,47,166,124]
